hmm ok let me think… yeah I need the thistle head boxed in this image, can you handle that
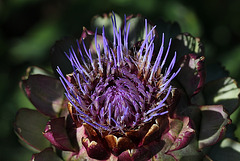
[14,12,240,161]
[57,13,180,135]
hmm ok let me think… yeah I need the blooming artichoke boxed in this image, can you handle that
[14,12,240,161]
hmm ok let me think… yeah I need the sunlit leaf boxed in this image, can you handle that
[24,66,54,77]
[203,77,240,114]
[171,33,204,59]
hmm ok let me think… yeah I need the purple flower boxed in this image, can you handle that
[14,12,240,161]
[57,13,180,134]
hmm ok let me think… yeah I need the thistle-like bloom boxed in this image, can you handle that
[14,12,240,161]
[57,14,180,134]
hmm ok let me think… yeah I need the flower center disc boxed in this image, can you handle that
[87,57,154,131]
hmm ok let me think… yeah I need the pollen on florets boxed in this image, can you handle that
[57,12,180,134]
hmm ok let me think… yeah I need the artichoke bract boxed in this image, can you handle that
[14,12,240,161]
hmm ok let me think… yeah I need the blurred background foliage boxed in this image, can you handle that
[1,0,240,160]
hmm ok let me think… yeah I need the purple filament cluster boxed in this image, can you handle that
[57,13,180,133]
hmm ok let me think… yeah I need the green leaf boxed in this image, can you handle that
[31,147,63,161]
[14,108,50,152]
[203,77,240,114]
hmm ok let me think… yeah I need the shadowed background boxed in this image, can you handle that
[1,0,240,160]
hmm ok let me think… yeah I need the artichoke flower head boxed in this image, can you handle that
[14,12,240,161]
